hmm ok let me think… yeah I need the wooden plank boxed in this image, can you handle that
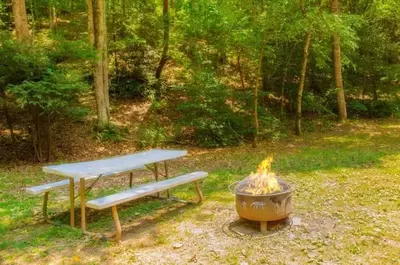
[43,149,186,179]
[43,192,49,221]
[87,172,208,210]
[26,180,70,195]
[129,172,133,188]
[80,178,86,231]
[194,181,204,203]
[69,178,75,227]
[112,206,122,241]
[154,163,159,197]
[164,161,170,198]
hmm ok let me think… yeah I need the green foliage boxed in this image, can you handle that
[9,69,88,115]
[0,32,93,160]
[346,99,399,118]
[302,92,333,115]
[0,33,48,87]
[0,2,7,29]
[109,40,158,99]
[1,0,399,156]
[365,99,400,118]
[176,71,249,147]
[138,124,168,147]
[95,123,128,142]
[347,99,368,117]
[1,33,92,118]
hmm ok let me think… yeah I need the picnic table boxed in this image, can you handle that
[42,149,187,231]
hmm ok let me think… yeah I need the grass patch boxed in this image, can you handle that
[0,119,399,264]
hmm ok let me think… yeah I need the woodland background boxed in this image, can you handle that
[0,0,399,162]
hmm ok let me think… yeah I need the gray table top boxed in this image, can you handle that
[42,149,187,180]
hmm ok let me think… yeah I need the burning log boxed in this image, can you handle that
[235,155,282,195]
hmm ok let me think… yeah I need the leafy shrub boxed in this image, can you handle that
[347,99,368,117]
[0,32,93,161]
[258,112,286,140]
[95,123,128,142]
[302,92,332,115]
[9,69,89,115]
[138,124,168,147]
[176,71,249,147]
[110,79,150,99]
[347,99,399,118]
[109,39,157,99]
[366,99,399,118]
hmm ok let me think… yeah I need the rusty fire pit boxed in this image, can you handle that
[233,178,293,232]
[231,155,294,233]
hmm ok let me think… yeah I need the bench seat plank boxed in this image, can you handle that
[87,171,208,210]
[26,180,71,195]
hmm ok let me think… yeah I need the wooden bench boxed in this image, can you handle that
[26,166,144,221]
[86,171,208,241]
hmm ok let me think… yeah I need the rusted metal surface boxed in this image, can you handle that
[234,180,293,222]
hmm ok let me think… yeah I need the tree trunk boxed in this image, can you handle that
[253,45,265,147]
[155,0,170,98]
[237,52,245,90]
[295,32,311,136]
[92,0,110,127]
[331,0,347,122]
[11,0,30,43]
[111,0,119,83]
[372,79,378,101]
[49,2,57,29]
[86,0,94,45]
[29,0,35,37]
[0,90,16,144]
[219,41,227,66]
[261,55,268,96]
[280,43,296,117]
[170,0,175,26]
[30,105,50,162]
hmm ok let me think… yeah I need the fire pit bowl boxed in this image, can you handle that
[232,178,293,232]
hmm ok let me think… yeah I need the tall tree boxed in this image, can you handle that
[253,44,264,147]
[92,0,110,126]
[295,0,312,135]
[6,0,30,144]
[331,0,347,122]
[49,0,57,29]
[295,32,311,135]
[86,0,94,45]
[155,0,170,98]
[11,0,30,42]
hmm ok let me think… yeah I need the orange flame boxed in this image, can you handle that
[238,155,282,195]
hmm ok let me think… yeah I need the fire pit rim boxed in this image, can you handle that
[229,177,294,197]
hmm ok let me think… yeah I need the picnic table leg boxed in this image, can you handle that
[80,178,86,231]
[164,161,171,198]
[69,178,75,227]
[112,206,122,242]
[194,181,204,203]
[154,163,160,197]
[129,172,133,188]
[43,191,49,221]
